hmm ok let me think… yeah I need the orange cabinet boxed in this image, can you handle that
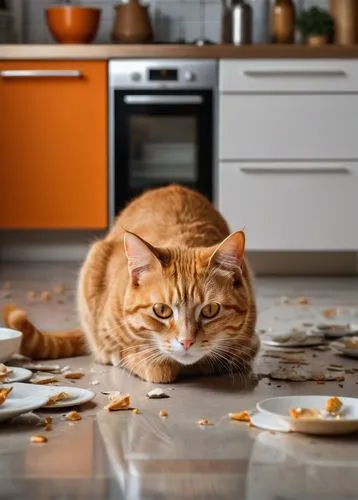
[0,60,108,229]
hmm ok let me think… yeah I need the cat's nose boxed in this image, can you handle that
[179,338,195,351]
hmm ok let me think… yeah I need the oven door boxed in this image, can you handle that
[111,89,213,218]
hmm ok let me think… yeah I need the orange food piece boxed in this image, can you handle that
[66,411,82,422]
[104,394,131,411]
[229,411,251,422]
[30,435,48,444]
[296,297,310,305]
[322,308,337,318]
[159,410,168,417]
[325,396,342,413]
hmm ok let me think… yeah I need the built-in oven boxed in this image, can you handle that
[109,59,217,222]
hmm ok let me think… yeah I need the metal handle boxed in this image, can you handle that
[243,70,347,78]
[123,95,203,105]
[0,70,83,79]
[240,166,350,174]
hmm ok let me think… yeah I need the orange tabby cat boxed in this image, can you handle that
[3,185,259,383]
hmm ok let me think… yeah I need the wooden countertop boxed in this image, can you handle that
[2,43,358,60]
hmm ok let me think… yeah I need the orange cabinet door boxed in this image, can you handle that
[0,61,108,229]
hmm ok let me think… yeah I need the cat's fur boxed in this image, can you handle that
[3,185,259,383]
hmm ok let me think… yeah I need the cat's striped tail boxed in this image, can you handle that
[2,305,88,359]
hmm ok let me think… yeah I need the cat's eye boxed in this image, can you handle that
[153,303,173,319]
[201,302,220,319]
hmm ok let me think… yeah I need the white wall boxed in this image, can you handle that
[14,0,330,44]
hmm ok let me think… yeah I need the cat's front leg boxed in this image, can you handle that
[126,356,181,383]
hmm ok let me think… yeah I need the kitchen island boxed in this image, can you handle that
[1,262,358,499]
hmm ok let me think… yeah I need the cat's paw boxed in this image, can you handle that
[142,362,181,384]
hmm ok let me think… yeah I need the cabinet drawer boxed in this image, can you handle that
[219,162,358,251]
[220,60,358,93]
[219,94,358,160]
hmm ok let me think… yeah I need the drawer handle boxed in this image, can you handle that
[240,167,350,174]
[243,70,347,78]
[123,95,203,105]
[0,70,83,79]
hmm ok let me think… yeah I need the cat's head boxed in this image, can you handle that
[122,230,252,366]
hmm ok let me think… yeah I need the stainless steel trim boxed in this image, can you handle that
[243,70,347,78]
[240,167,350,174]
[123,95,203,105]
[0,70,82,78]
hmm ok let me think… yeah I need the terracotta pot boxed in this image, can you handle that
[112,0,153,44]
[46,6,101,44]
[307,35,328,46]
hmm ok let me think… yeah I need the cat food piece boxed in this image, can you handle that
[53,285,65,295]
[31,375,59,385]
[132,408,140,415]
[197,418,213,426]
[0,364,12,381]
[27,290,37,300]
[146,388,170,399]
[45,391,72,406]
[322,308,337,319]
[42,416,53,431]
[0,386,13,405]
[296,297,310,305]
[325,397,342,414]
[64,372,84,380]
[30,435,48,444]
[289,408,321,420]
[66,411,82,422]
[159,410,169,417]
[229,411,251,422]
[41,291,51,302]
[105,394,131,411]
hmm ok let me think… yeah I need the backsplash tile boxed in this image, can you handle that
[10,0,330,44]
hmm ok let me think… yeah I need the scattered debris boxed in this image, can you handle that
[45,392,72,406]
[197,418,213,426]
[229,411,251,422]
[42,416,53,431]
[66,411,82,422]
[322,308,337,319]
[0,386,13,405]
[23,363,62,374]
[30,435,48,444]
[146,388,170,399]
[64,372,84,380]
[31,375,59,385]
[89,379,100,386]
[105,394,131,411]
[159,410,169,418]
[0,364,12,381]
[296,297,310,305]
[326,397,342,413]
[41,291,51,302]
[132,408,140,415]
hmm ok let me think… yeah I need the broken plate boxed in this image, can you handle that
[313,323,358,339]
[257,395,358,436]
[0,366,32,383]
[0,384,50,422]
[331,337,358,359]
[262,329,324,348]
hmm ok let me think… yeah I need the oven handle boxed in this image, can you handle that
[123,95,203,105]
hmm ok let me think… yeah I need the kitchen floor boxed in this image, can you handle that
[1,262,358,500]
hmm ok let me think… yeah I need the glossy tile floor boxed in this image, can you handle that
[1,262,358,500]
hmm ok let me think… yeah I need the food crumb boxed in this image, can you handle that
[296,297,310,305]
[229,411,251,422]
[325,397,342,413]
[30,435,48,444]
[53,285,65,295]
[66,411,82,422]
[322,308,337,318]
[197,418,212,426]
[159,410,168,417]
[132,408,140,415]
[339,384,344,388]
[105,394,131,411]
[41,291,51,302]
[64,372,84,380]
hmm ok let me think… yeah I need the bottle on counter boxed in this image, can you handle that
[248,0,270,44]
[330,0,358,45]
[271,0,296,44]
[231,0,252,45]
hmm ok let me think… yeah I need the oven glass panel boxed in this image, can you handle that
[128,115,197,191]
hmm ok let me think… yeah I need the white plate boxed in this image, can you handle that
[331,339,358,359]
[1,367,33,383]
[257,395,358,436]
[262,334,324,348]
[250,411,291,433]
[0,384,49,422]
[313,323,358,339]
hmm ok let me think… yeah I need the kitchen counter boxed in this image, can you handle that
[2,263,358,499]
[2,43,358,60]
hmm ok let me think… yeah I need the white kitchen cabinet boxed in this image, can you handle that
[219,161,358,251]
[219,59,358,251]
[220,94,358,161]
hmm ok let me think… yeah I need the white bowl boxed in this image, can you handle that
[0,328,22,363]
[257,395,358,436]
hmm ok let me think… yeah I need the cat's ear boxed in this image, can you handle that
[124,231,161,286]
[208,230,245,275]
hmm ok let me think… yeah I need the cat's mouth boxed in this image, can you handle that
[170,350,205,366]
